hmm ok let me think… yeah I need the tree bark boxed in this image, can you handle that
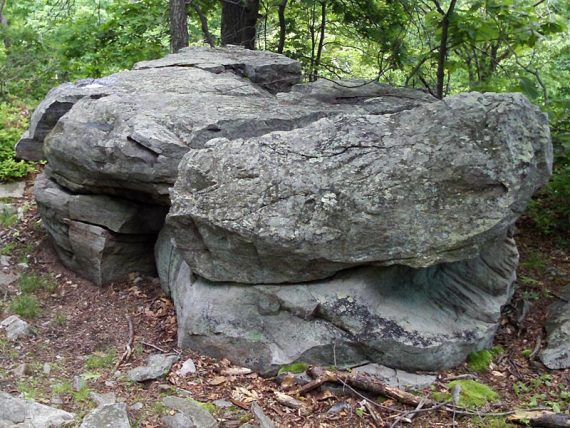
[313,1,326,79]
[169,0,188,53]
[220,0,259,50]
[435,0,457,99]
[191,1,215,47]
[0,0,10,49]
[277,0,287,53]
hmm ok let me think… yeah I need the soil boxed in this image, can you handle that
[0,173,569,428]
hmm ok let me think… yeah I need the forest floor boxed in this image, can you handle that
[0,173,569,428]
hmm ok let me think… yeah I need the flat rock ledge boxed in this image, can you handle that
[0,391,75,428]
[540,285,570,369]
[24,46,553,373]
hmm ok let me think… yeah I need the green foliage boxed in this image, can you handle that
[466,347,503,372]
[470,418,516,428]
[19,272,58,294]
[0,102,34,181]
[277,361,309,375]
[10,294,41,319]
[85,350,115,370]
[434,380,499,408]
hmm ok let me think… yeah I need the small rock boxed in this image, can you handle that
[130,402,143,411]
[540,286,570,369]
[17,262,29,269]
[127,354,180,382]
[51,395,64,405]
[43,363,51,375]
[213,399,233,409]
[178,358,197,376]
[0,255,11,267]
[327,401,351,415]
[80,403,130,428]
[161,412,194,428]
[74,375,86,391]
[162,396,218,428]
[0,315,32,341]
[251,402,275,428]
[13,363,32,377]
[352,363,436,390]
[0,181,26,198]
[90,391,117,407]
[0,391,74,427]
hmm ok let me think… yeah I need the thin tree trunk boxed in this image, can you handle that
[313,1,326,79]
[0,0,10,49]
[277,0,287,53]
[309,4,316,80]
[191,1,215,47]
[435,0,457,99]
[169,0,188,53]
[220,0,259,50]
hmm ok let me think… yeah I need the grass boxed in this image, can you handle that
[0,208,18,227]
[433,380,499,408]
[85,350,116,370]
[466,347,503,372]
[277,361,309,375]
[52,312,67,327]
[10,295,41,319]
[19,272,57,294]
[0,242,16,255]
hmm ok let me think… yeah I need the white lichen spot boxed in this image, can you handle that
[321,192,337,208]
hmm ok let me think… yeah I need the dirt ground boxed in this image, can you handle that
[1,174,569,427]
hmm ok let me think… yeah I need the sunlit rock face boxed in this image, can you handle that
[23,46,552,373]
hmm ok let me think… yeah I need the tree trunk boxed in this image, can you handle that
[191,1,215,47]
[169,0,188,53]
[0,0,10,49]
[435,0,457,99]
[220,0,259,50]
[277,0,287,53]
[313,1,326,79]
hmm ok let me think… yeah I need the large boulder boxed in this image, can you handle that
[167,92,551,283]
[156,228,518,374]
[26,47,553,373]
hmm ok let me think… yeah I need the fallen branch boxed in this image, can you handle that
[528,334,543,361]
[299,367,432,407]
[507,410,570,427]
[114,314,134,371]
[142,341,169,353]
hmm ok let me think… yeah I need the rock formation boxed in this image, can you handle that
[21,46,553,374]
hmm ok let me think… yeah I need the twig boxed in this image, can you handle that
[142,341,169,353]
[528,333,542,361]
[114,314,134,371]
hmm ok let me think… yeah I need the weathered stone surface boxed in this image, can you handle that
[161,396,218,428]
[0,391,75,427]
[38,49,431,204]
[35,173,163,285]
[156,230,518,374]
[352,364,436,390]
[127,354,179,382]
[134,45,302,94]
[540,285,570,369]
[0,181,26,199]
[168,92,551,284]
[15,80,111,161]
[0,315,32,341]
[79,403,130,428]
[251,402,275,428]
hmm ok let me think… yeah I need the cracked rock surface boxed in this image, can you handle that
[26,46,553,372]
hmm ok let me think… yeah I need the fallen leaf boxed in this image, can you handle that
[209,376,227,386]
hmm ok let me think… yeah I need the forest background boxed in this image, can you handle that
[0,0,568,237]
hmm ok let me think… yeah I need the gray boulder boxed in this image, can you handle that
[161,396,218,428]
[79,403,130,428]
[0,316,32,341]
[156,229,518,374]
[127,354,179,382]
[34,173,164,285]
[0,391,75,427]
[168,92,551,283]
[39,49,431,204]
[540,286,570,369]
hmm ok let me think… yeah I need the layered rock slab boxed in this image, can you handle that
[156,229,518,375]
[34,173,165,285]
[540,285,570,369]
[168,92,551,283]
